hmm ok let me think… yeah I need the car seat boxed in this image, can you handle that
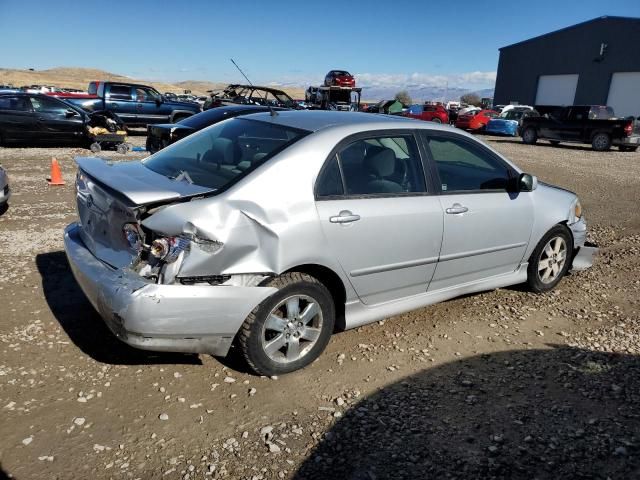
[363,148,403,193]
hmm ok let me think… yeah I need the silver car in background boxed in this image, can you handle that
[63,111,596,375]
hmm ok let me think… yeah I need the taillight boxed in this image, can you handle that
[624,122,633,137]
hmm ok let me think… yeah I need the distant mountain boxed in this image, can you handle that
[359,85,494,103]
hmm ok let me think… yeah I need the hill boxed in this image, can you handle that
[0,67,306,98]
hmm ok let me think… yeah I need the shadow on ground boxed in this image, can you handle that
[295,346,640,480]
[36,251,201,366]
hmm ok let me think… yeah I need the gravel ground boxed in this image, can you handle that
[0,134,639,480]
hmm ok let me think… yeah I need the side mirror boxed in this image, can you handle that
[518,173,537,192]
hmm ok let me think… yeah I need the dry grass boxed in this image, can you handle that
[0,67,306,98]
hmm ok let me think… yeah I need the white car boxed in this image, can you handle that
[0,165,10,209]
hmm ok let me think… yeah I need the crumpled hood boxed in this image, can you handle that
[75,157,214,205]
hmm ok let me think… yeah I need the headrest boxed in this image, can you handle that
[364,148,396,178]
[209,138,234,165]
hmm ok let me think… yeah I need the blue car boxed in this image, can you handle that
[486,108,539,136]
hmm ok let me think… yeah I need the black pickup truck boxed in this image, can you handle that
[520,105,640,152]
[50,81,201,128]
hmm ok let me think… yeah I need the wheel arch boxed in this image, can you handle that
[283,263,347,332]
[170,110,195,123]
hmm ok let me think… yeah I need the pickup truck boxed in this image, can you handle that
[50,81,201,128]
[521,105,640,152]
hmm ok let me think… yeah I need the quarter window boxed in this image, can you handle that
[426,135,512,192]
[316,156,344,197]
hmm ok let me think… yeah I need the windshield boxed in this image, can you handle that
[501,110,525,120]
[143,118,308,190]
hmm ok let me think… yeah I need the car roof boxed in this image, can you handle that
[239,110,453,133]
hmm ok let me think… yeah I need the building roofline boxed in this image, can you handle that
[499,15,640,50]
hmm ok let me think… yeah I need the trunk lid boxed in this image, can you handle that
[75,157,214,268]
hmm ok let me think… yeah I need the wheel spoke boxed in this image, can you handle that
[553,238,563,254]
[299,302,319,326]
[286,298,300,319]
[264,333,287,356]
[552,263,560,277]
[557,250,566,262]
[286,337,301,360]
[538,258,550,271]
[544,244,554,258]
[265,314,287,333]
[541,267,552,282]
[300,326,321,342]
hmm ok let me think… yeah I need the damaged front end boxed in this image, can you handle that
[65,157,278,356]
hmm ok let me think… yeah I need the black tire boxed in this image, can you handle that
[526,225,573,293]
[549,140,560,146]
[522,127,538,144]
[431,117,442,124]
[591,132,611,151]
[116,143,129,154]
[237,272,335,376]
[619,146,638,152]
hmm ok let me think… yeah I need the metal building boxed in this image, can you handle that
[493,16,640,117]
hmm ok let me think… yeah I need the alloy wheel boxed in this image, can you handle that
[537,236,567,284]
[261,295,323,364]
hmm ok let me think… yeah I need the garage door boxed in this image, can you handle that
[535,74,579,105]
[607,72,640,118]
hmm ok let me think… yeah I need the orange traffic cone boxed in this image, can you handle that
[48,158,65,186]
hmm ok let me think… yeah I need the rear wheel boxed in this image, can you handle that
[522,127,538,144]
[431,117,442,124]
[592,133,611,151]
[237,273,335,376]
[527,225,573,293]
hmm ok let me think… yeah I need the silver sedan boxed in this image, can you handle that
[63,111,596,375]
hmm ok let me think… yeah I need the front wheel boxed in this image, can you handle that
[431,117,442,124]
[237,273,335,376]
[522,127,538,144]
[592,133,611,151]
[527,225,573,293]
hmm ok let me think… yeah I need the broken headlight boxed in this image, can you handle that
[150,236,190,263]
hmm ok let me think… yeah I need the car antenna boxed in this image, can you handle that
[230,58,253,86]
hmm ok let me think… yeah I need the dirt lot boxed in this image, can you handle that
[0,134,639,480]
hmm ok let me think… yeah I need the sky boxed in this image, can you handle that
[1,0,639,92]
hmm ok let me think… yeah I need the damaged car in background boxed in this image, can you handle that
[146,104,286,154]
[64,111,597,375]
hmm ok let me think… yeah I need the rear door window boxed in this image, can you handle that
[317,134,427,197]
[0,96,32,111]
[107,85,133,100]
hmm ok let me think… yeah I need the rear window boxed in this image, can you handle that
[143,118,308,190]
[589,106,614,119]
[177,108,242,130]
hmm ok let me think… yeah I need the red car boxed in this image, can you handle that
[324,70,356,87]
[455,109,499,131]
[405,104,449,123]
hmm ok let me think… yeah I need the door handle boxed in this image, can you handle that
[446,203,468,214]
[330,210,361,224]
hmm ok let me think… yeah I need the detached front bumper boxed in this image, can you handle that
[63,223,277,356]
[568,217,598,272]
